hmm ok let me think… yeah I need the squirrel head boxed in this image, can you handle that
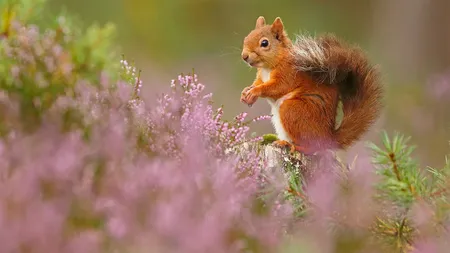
[241,16,292,69]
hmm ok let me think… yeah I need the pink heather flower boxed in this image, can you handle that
[51,44,63,57]
[235,112,248,123]
[252,115,272,122]
[412,239,439,253]
[43,56,55,72]
[306,171,338,216]
[10,65,20,79]
[427,69,450,102]
[64,231,103,253]
[410,200,435,236]
[35,71,48,88]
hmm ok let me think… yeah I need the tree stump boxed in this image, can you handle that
[241,139,347,184]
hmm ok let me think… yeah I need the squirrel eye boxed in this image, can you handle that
[260,39,269,48]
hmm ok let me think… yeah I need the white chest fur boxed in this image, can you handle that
[260,68,291,142]
[261,68,271,82]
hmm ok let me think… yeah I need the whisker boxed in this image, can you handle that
[217,45,243,57]
[218,51,239,57]
[228,46,243,52]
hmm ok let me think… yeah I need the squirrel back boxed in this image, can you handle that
[290,33,383,149]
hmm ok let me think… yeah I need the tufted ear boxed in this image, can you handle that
[255,16,266,29]
[271,17,284,39]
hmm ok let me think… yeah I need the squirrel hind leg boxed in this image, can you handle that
[273,140,314,155]
[293,145,314,155]
[278,98,335,154]
[272,140,296,154]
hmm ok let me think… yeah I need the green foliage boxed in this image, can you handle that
[367,131,450,251]
[369,132,420,206]
[277,131,450,252]
[0,0,123,134]
[261,133,278,145]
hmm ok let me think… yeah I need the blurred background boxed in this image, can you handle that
[48,0,450,167]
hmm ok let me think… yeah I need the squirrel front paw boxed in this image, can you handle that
[240,86,260,106]
[240,85,253,104]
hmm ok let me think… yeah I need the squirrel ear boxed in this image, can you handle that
[255,16,266,29]
[271,17,284,39]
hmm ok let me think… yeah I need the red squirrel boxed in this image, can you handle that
[240,16,383,154]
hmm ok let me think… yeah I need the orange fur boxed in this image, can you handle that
[240,16,383,153]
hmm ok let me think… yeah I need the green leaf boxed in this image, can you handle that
[392,133,399,153]
[367,141,388,156]
[382,131,391,151]
[0,1,15,35]
[260,133,278,145]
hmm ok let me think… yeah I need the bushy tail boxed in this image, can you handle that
[292,33,384,149]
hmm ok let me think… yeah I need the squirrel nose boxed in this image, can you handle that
[242,53,249,62]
